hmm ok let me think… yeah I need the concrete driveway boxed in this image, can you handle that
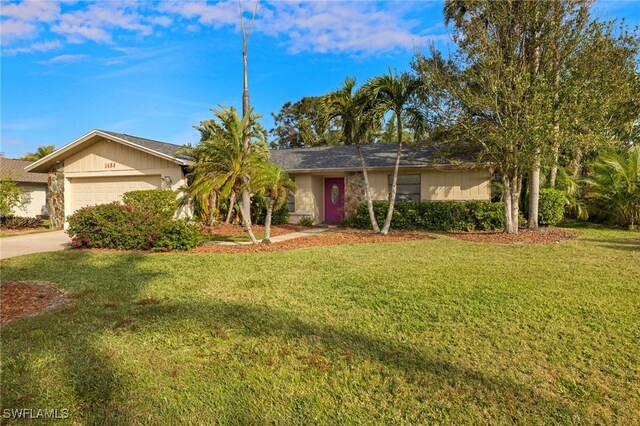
[0,231,70,260]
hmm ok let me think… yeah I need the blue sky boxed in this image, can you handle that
[1,0,639,158]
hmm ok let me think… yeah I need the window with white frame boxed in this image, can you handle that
[388,174,420,201]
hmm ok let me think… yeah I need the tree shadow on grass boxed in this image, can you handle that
[2,252,162,424]
[3,252,583,423]
[582,237,640,252]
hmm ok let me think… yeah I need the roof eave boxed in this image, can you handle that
[281,162,489,174]
[25,129,189,173]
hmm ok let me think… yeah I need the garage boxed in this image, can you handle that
[70,175,161,213]
[25,130,192,228]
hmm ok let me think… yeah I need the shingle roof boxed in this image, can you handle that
[0,158,48,184]
[269,144,476,172]
[98,130,192,161]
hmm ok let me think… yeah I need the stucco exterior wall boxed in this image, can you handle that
[11,184,47,217]
[287,167,492,223]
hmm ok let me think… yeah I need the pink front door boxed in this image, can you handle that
[324,178,345,223]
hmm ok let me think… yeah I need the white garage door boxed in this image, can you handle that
[70,175,161,213]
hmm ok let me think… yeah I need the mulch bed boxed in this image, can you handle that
[192,229,433,254]
[202,223,311,238]
[445,226,579,244]
[1,281,67,326]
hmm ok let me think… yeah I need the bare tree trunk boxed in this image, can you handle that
[381,117,403,235]
[502,174,514,234]
[206,191,217,226]
[549,144,559,188]
[355,143,380,232]
[262,198,275,244]
[225,191,236,224]
[510,174,521,235]
[528,153,540,230]
[237,198,258,244]
[570,148,582,179]
[239,1,259,244]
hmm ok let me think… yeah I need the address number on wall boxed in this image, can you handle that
[105,162,116,169]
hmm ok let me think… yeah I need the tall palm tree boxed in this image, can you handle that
[584,145,640,229]
[21,145,55,161]
[253,162,297,243]
[363,70,424,234]
[189,106,268,243]
[321,77,383,232]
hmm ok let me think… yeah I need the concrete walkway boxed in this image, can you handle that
[0,231,70,260]
[206,227,326,246]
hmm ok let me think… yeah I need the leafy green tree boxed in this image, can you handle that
[188,106,268,243]
[253,162,296,243]
[21,145,55,161]
[362,69,424,234]
[270,97,343,148]
[415,0,638,233]
[321,77,383,232]
[0,177,26,217]
[584,146,640,229]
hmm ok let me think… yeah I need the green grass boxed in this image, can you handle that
[1,225,639,424]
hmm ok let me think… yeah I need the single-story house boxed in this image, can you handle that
[1,158,49,218]
[26,129,491,228]
[270,144,491,224]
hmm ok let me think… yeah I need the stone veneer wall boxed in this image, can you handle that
[344,172,366,218]
[48,163,65,229]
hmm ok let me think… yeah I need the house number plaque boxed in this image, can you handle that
[105,162,116,169]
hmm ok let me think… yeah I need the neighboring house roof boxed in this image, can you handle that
[26,129,192,173]
[0,158,48,184]
[269,144,479,173]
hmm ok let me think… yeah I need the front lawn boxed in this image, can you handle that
[1,225,638,424]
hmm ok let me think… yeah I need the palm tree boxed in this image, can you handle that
[363,69,424,234]
[21,145,55,161]
[188,106,268,243]
[321,77,383,232]
[584,145,640,229]
[253,162,297,243]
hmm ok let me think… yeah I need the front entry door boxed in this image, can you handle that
[324,178,345,222]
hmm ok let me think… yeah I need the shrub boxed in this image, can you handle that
[122,189,178,219]
[67,202,202,251]
[0,178,26,217]
[0,216,43,230]
[538,188,566,226]
[347,200,504,231]
[250,196,289,225]
[298,216,315,227]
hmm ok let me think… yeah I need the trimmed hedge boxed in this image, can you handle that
[538,188,566,226]
[346,200,504,231]
[122,189,178,219]
[0,216,43,230]
[67,202,202,251]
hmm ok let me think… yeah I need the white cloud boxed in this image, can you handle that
[0,0,60,22]
[1,0,447,57]
[0,19,37,44]
[38,53,88,65]
[3,39,62,55]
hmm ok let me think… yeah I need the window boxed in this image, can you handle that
[287,177,296,212]
[388,174,420,201]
